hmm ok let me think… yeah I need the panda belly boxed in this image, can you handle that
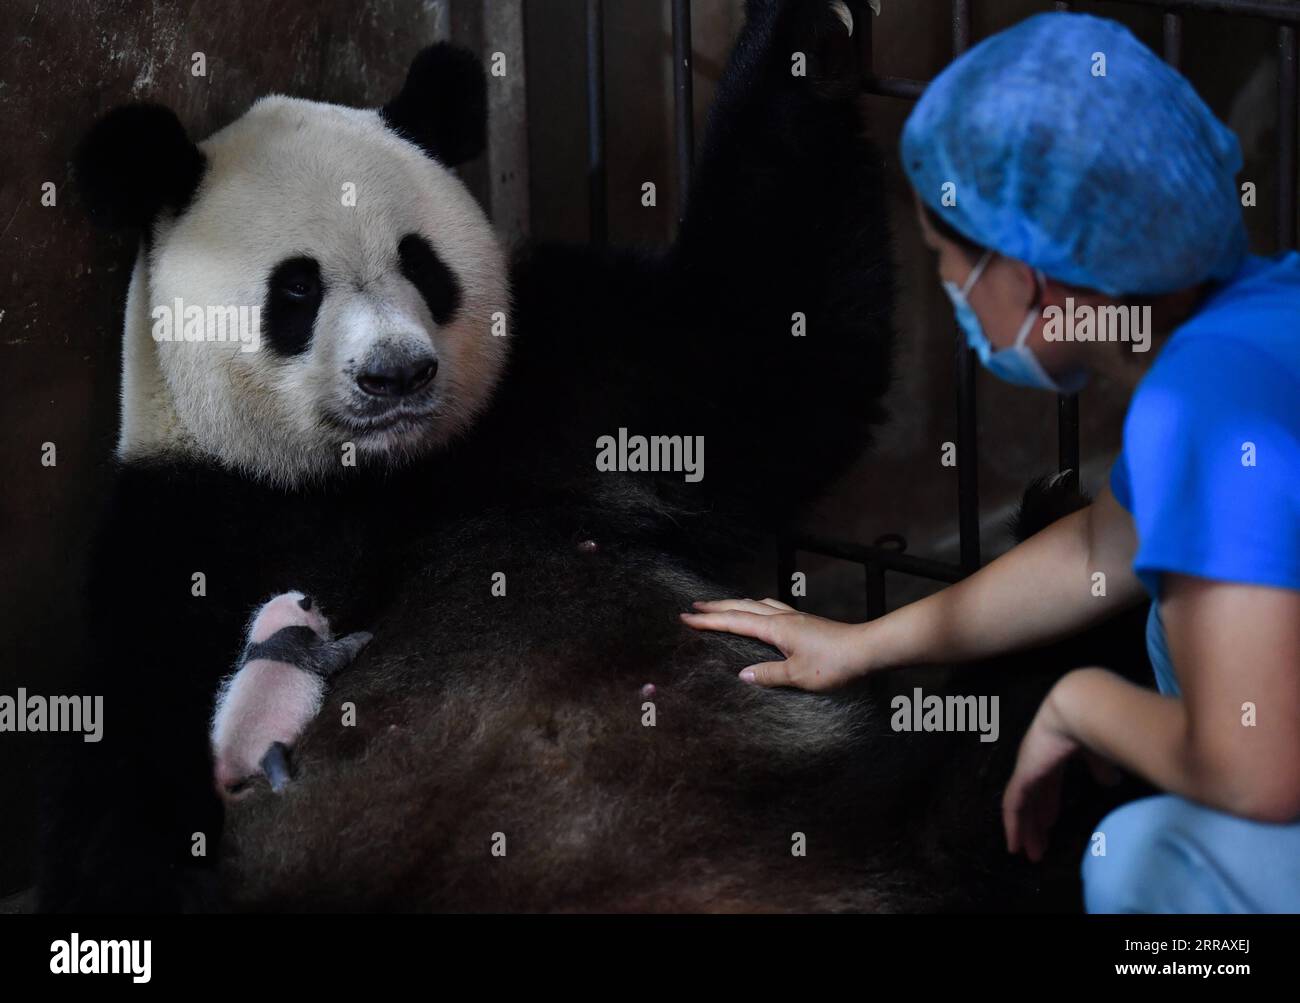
[215,509,909,912]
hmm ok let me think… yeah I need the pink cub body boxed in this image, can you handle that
[210,592,331,795]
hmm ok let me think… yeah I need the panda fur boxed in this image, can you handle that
[39,0,1140,912]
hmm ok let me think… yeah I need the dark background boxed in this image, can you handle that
[0,0,1291,900]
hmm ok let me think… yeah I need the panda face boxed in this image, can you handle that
[138,95,507,485]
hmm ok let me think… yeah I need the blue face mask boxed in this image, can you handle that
[941,251,1086,394]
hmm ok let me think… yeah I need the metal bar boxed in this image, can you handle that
[1108,0,1300,24]
[585,0,607,245]
[857,0,874,77]
[854,5,893,615]
[860,74,926,100]
[1279,24,1298,249]
[474,1,530,244]
[949,0,980,574]
[952,0,971,55]
[1058,395,1080,494]
[671,0,694,225]
[865,563,887,619]
[954,340,981,572]
[1163,10,1183,68]
[778,540,799,608]
[1050,1,1101,501]
[791,533,967,584]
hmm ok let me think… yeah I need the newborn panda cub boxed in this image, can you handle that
[210,592,372,796]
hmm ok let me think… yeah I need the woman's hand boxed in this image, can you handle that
[1002,672,1127,862]
[680,598,872,691]
[1002,685,1080,863]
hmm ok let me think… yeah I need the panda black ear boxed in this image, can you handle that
[381,43,487,167]
[74,104,206,231]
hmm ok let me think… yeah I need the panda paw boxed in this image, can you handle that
[774,0,863,93]
[831,2,854,36]
[828,0,885,27]
[210,592,373,796]
[1007,472,1091,543]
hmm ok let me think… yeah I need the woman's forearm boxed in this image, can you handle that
[1053,668,1195,795]
[1050,667,1298,821]
[860,493,1143,670]
[681,491,1147,690]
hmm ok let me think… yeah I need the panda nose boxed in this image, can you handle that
[356,355,438,398]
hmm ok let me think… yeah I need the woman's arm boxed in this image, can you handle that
[1071,576,1300,817]
[682,484,1147,689]
[1004,575,1300,859]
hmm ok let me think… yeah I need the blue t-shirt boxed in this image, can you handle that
[1111,252,1300,694]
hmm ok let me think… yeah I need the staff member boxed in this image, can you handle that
[683,12,1300,913]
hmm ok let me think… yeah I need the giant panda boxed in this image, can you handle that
[38,0,1140,913]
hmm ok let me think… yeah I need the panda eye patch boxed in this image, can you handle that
[398,233,461,326]
[271,259,322,299]
[265,257,324,357]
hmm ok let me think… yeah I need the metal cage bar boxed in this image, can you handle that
[950,0,982,577]
[1163,9,1184,66]
[1279,23,1298,249]
[1125,0,1300,22]
[1057,396,1080,494]
[672,0,695,222]
[586,0,608,245]
[582,0,1300,618]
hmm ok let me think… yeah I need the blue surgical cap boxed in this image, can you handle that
[902,12,1247,295]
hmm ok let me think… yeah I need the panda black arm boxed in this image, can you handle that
[36,461,394,912]
[35,463,262,911]
[665,0,894,520]
[503,1,893,529]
